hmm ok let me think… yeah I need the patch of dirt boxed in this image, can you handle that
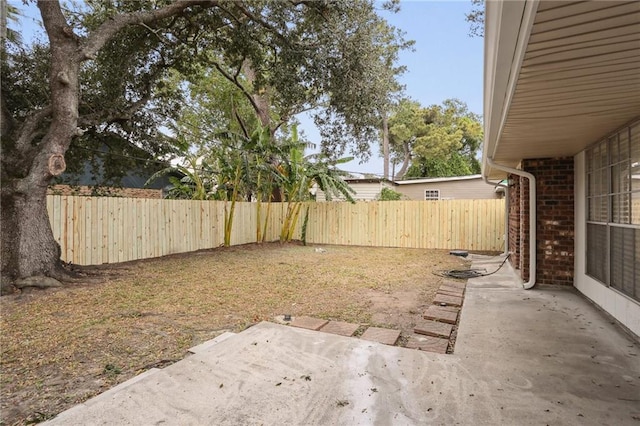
[366,287,437,336]
[0,243,468,425]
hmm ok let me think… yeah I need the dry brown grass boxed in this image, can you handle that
[0,243,466,425]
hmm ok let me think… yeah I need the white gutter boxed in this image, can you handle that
[487,157,536,289]
[483,175,509,256]
[482,1,539,289]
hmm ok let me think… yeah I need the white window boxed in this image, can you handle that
[585,119,640,302]
[425,189,440,200]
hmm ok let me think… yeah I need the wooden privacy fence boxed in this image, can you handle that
[303,200,505,251]
[46,196,505,265]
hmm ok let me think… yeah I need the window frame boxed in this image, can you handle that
[585,119,640,302]
[424,189,440,200]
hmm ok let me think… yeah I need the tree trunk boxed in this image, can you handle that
[241,59,283,201]
[395,141,411,179]
[1,0,7,42]
[1,0,223,293]
[1,183,64,294]
[0,1,80,292]
[241,59,271,129]
[382,114,389,180]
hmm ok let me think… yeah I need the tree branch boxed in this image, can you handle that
[1,93,16,139]
[80,0,219,60]
[78,85,153,129]
[15,106,53,152]
[234,3,290,45]
[210,60,261,118]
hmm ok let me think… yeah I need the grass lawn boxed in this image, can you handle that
[0,243,467,425]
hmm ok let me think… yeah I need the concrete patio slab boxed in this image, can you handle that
[45,322,471,426]
[44,254,640,426]
[457,254,640,425]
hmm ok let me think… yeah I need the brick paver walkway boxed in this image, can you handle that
[280,279,468,355]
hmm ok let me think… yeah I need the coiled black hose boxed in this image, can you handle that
[434,253,511,279]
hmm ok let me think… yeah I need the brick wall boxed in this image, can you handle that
[523,158,574,286]
[48,185,162,199]
[507,158,575,286]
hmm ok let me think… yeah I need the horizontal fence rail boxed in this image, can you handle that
[46,196,505,265]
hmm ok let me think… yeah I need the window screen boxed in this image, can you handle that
[585,120,640,302]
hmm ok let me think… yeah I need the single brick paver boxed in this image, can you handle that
[424,306,458,324]
[437,289,464,298]
[319,320,360,337]
[439,285,464,296]
[414,320,453,338]
[436,305,461,313]
[433,293,463,307]
[360,327,401,346]
[405,335,449,354]
[442,280,466,290]
[290,316,329,331]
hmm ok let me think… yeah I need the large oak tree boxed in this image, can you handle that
[1,0,408,293]
[385,98,482,179]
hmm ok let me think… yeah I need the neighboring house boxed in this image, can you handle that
[395,175,503,200]
[317,175,504,201]
[315,178,395,201]
[483,1,639,335]
[51,143,174,197]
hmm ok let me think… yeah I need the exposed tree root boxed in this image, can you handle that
[14,276,63,289]
[2,263,111,295]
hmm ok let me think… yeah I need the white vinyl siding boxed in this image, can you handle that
[395,176,500,200]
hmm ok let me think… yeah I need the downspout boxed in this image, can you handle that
[483,175,509,256]
[486,157,536,289]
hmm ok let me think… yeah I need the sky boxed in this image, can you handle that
[13,1,483,177]
[301,1,484,177]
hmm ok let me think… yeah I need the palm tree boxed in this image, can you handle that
[1,1,23,47]
[276,126,355,242]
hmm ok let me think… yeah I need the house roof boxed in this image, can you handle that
[344,178,393,184]
[483,0,640,179]
[394,174,483,185]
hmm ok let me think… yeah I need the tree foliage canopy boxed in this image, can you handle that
[2,0,410,186]
[385,98,482,179]
[465,0,484,38]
